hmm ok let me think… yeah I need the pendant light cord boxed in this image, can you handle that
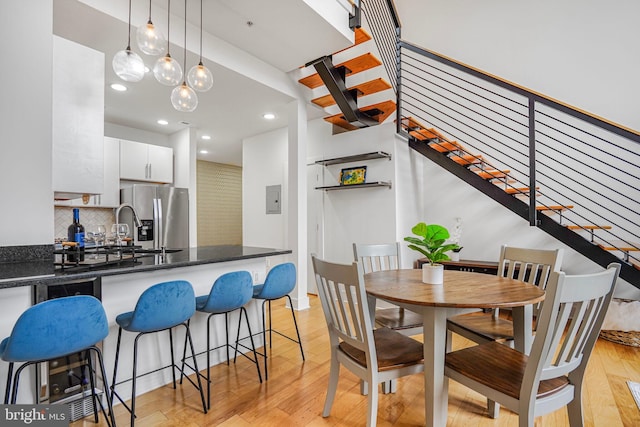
[199,0,203,63]
[126,0,132,50]
[147,0,152,24]
[183,0,187,77]
[166,0,171,52]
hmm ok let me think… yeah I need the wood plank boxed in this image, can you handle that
[311,78,392,108]
[428,140,462,153]
[449,154,483,166]
[476,169,510,180]
[567,225,613,231]
[299,53,383,89]
[598,240,640,252]
[535,205,574,212]
[323,100,396,131]
[504,186,539,195]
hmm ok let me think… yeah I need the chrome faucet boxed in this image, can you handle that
[115,203,142,228]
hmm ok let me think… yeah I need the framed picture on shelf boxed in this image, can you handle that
[339,166,367,185]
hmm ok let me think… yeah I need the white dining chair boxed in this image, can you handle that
[311,255,424,427]
[446,245,563,416]
[353,243,422,335]
[445,263,620,426]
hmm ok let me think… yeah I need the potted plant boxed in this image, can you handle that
[404,222,460,284]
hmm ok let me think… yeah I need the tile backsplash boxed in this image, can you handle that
[55,207,115,241]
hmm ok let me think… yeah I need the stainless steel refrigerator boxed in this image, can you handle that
[120,185,189,249]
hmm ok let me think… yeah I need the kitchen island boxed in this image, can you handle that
[0,245,293,405]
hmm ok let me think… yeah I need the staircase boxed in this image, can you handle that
[297,26,396,133]
[299,0,640,289]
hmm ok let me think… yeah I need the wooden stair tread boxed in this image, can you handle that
[450,154,483,166]
[567,225,612,230]
[504,186,539,195]
[324,100,397,130]
[299,53,382,89]
[409,128,439,141]
[332,27,372,56]
[598,240,640,252]
[430,140,462,152]
[476,170,510,180]
[536,205,574,212]
[311,78,392,108]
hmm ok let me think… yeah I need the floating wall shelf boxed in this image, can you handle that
[314,151,391,166]
[315,181,392,191]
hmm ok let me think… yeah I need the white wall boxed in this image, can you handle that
[0,1,54,246]
[396,0,640,132]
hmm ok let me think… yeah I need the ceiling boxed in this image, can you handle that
[53,0,353,166]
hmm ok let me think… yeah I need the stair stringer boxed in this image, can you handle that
[407,136,640,289]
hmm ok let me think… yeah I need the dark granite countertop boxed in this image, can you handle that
[0,245,291,289]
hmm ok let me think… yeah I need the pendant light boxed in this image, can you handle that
[137,0,166,55]
[171,0,198,112]
[153,0,182,86]
[187,0,213,92]
[113,0,145,82]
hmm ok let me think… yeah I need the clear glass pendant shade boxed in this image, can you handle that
[136,21,166,55]
[153,54,182,86]
[187,62,213,92]
[112,48,145,82]
[171,82,198,112]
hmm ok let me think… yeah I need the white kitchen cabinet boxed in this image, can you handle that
[55,137,121,207]
[119,139,173,183]
[52,36,105,199]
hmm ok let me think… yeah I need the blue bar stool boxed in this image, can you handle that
[0,295,116,427]
[110,280,206,426]
[246,262,305,380]
[181,270,262,409]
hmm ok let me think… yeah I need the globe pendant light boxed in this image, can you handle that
[113,0,145,82]
[153,0,182,86]
[171,0,197,112]
[137,0,166,55]
[187,0,213,92]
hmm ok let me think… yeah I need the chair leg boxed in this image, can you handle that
[179,319,190,384]
[169,328,177,388]
[130,333,143,427]
[488,399,500,418]
[206,314,213,410]
[285,295,305,361]
[240,306,262,383]
[323,349,341,417]
[381,380,396,394]
[4,362,13,404]
[261,299,268,381]
[84,349,99,423]
[184,323,208,414]
[224,312,230,365]
[366,373,379,427]
[91,346,117,427]
[11,362,31,404]
[110,327,123,406]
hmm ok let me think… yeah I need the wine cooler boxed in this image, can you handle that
[33,277,104,421]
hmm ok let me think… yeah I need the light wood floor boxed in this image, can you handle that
[72,295,640,426]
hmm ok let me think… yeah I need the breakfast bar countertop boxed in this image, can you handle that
[0,245,292,289]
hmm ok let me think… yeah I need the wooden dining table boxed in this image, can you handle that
[364,269,546,427]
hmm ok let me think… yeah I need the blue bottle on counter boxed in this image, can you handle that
[67,208,85,262]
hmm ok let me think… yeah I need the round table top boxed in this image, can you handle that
[364,269,545,309]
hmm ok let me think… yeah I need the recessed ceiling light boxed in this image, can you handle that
[201,135,211,140]
[199,150,209,154]
[157,119,169,125]
[263,113,276,120]
[110,83,127,92]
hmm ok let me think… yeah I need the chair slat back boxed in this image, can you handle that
[522,263,620,397]
[498,245,564,320]
[353,243,401,273]
[312,255,375,359]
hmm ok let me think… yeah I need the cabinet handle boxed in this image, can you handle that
[148,163,152,179]
[145,163,149,179]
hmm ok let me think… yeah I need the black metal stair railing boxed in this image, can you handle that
[361,0,640,289]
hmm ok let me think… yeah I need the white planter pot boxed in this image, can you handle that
[422,263,444,285]
[450,252,460,262]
